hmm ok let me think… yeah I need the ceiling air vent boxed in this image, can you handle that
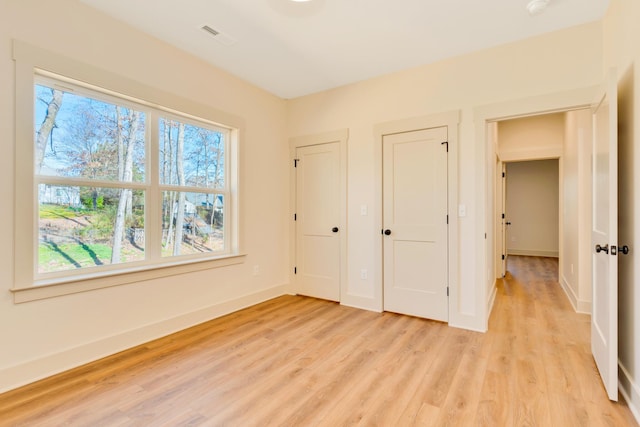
[200,25,237,46]
[201,25,219,36]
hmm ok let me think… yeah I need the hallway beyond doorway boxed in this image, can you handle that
[490,255,635,425]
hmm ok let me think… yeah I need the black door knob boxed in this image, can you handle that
[384,229,391,236]
[332,227,339,233]
[595,244,609,254]
[620,245,630,255]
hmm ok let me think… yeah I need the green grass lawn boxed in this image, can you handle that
[39,242,113,271]
[39,241,146,272]
[38,204,146,273]
[39,204,84,219]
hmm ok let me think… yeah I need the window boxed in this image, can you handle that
[158,117,229,257]
[36,80,148,274]
[13,42,242,301]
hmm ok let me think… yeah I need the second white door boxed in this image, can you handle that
[383,127,449,321]
[295,142,341,302]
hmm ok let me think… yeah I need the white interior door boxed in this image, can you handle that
[295,142,341,302]
[494,156,503,279]
[591,70,618,401]
[383,127,448,321]
[501,163,508,277]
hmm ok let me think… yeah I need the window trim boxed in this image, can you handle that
[13,254,246,303]
[12,40,244,302]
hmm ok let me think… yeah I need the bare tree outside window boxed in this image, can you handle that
[160,118,225,257]
[35,83,145,273]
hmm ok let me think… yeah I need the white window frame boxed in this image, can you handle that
[12,41,244,303]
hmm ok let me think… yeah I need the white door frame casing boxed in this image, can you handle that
[374,111,460,324]
[289,129,348,300]
[476,86,598,331]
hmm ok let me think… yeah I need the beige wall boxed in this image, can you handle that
[288,22,603,330]
[0,0,289,392]
[505,160,559,257]
[498,113,565,161]
[603,0,640,418]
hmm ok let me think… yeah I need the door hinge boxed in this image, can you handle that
[294,158,300,167]
[294,267,297,274]
[446,287,449,297]
[502,213,505,219]
[502,254,505,260]
[441,141,449,152]
[446,214,449,224]
[502,172,505,178]
[294,213,297,221]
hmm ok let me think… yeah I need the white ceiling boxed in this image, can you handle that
[80,0,610,99]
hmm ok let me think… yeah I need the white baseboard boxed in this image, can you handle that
[559,275,591,314]
[340,301,382,313]
[487,279,498,317]
[449,313,488,333]
[0,284,289,394]
[340,292,380,313]
[576,299,591,314]
[507,249,559,258]
[559,274,579,310]
[619,362,640,425]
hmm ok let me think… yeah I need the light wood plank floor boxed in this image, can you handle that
[1,256,637,426]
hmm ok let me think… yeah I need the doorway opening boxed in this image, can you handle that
[503,159,560,272]
[490,109,593,315]
[479,77,619,401]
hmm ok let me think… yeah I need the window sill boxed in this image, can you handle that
[11,254,247,303]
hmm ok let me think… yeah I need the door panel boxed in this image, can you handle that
[295,142,341,302]
[502,163,508,277]
[383,127,448,321]
[591,70,618,401]
[393,241,438,292]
